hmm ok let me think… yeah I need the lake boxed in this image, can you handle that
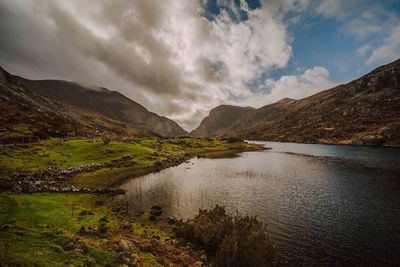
[120,141,400,266]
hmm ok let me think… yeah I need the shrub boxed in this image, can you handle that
[176,205,276,267]
[102,137,111,145]
[192,205,232,252]
[224,137,243,143]
[149,205,163,220]
[215,215,275,267]
[98,217,109,233]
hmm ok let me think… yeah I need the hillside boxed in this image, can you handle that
[17,77,187,137]
[191,105,255,137]
[0,67,153,142]
[191,59,400,146]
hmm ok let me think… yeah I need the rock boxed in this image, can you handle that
[63,242,75,251]
[119,239,134,252]
[85,257,97,267]
[150,205,163,218]
[99,216,109,223]
[122,221,132,230]
[79,210,94,216]
[78,226,87,234]
[0,223,15,231]
[73,248,85,254]
[98,222,109,233]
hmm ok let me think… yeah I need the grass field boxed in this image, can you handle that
[0,137,263,266]
[0,193,197,266]
[0,137,261,188]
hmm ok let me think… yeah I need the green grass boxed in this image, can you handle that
[0,138,156,179]
[0,193,186,266]
[0,137,262,187]
[0,193,119,266]
[0,138,263,266]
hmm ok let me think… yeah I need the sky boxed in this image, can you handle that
[0,0,399,131]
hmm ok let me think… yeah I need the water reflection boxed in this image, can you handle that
[120,142,400,266]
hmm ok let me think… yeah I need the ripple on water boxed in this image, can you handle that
[119,141,400,266]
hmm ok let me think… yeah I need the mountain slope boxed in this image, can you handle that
[191,59,400,146]
[191,105,255,137]
[17,78,187,137]
[0,67,149,141]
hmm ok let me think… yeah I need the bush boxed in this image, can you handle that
[102,137,111,145]
[192,205,232,253]
[177,205,276,267]
[98,217,109,233]
[215,215,275,267]
[149,205,163,220]
[224,137,243,143]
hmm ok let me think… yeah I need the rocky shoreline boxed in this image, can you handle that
[2,146,262,194]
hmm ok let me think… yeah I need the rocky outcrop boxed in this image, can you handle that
[2,157,135,193]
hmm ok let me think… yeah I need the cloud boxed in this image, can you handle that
[356,44,372,56]
[315,0,343,18]
[367,26,400,65]
[254,67,337,105]
[0,0,335,131]
[315,0,399,39]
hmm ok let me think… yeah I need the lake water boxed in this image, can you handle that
[120,142,400,266]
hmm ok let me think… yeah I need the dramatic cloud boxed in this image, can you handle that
[241,67,337,108]
[367,26,400,65]
[0,0,342,130]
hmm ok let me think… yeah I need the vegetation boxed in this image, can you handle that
[0,194,276,266]
[175,205,276,267]
[0,137,262,188]
[0,137,270,266]
[0,193,204,266]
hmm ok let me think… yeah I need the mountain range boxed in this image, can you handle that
[1,58,399,146]
[0,67,186,141]
[191,59,400,146]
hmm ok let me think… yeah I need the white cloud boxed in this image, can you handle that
[315,0,399,40]
[315,0,343,18]
[225,66,337,110]
[356,44,372,56]
[367,26,400,65]
[0,0,336,131]
[342,11,381,39]
[262,67,337,103]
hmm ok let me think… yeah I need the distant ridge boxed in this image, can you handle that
[0,67,187,139]
[191,59,400,147]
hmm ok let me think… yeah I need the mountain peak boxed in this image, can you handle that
[1,67,187,137]
[191,58,400,146]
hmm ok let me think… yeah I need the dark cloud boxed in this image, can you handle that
[0,0,335,130]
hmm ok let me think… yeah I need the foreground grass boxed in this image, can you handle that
[0,137,267,266]
[0,137,262,188]
[0,193,200,266]
[0,193,116,266]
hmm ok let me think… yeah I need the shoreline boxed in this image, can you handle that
[0,138,269,266]
[0,137,265,193]
[247,139,400,149]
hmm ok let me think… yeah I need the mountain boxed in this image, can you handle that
[17,78,187,137]
[0,67,142,141]
[191,105,255,137]
[191,59,400,146]
[0,67,187,141]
